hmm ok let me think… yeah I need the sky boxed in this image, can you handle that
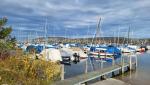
[0,0,150,41]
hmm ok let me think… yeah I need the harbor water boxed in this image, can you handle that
[64,51,150,85]
[117,51,150,85]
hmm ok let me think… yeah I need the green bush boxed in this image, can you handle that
[0,41,15,59]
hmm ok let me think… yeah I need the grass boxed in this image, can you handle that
[0,49,61,85]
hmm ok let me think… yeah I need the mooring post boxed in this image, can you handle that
[61,64,64,80]
[119,69,122,74]
[127,65,130,71]
[85,58,88,73]
[112,72,115,77]
[122,56,124,73]
[129,56,132,70]
[119,55,122,74]
[135,55,138,68]
[101,60,104,69]
[101,75,107,80]
[112,56,115,66]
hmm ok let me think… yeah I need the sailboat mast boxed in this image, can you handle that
[95,17,101,45]
[127,26,130,45]
[117,27,120,46]
[86,25,90,44]
[91,17,102,46]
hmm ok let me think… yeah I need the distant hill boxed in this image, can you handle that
[31,37,150,45]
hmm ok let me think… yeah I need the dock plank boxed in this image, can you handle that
[91,78,129,85]
[53,63,130,85]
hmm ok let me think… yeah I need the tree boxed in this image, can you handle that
[0,16,7,27]
[0,17,15,59]
[0,16,12,39]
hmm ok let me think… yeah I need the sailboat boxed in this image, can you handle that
[120,26,137,53]
[87,17,119,61]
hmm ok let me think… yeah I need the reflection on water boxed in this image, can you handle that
[64,51,150,85]
[64,57,113,79]
[64,54,122,79]
[116,51,150,85]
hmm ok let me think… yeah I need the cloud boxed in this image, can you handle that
[0,0,150,40]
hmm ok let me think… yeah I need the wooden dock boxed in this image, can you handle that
[91,78,129,85]
[53,62,136,85]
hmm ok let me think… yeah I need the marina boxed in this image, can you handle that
[4,20,149,85]
[53,51,138,85]
[0,0,150,85]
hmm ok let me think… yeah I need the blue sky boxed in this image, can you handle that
[0,0,150,41]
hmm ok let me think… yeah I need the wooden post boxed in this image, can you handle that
[101,75,107,80]
[129,68,132,79]
[85,58,88,73]
[101,60,104,69]
[127,66,130,71]
[119,69,122,74]
[112,56,115,66]
[122,56,124,73]
[120,55,122,74]
[129,55,133,78]
[112,72,115,77]
[135,55,138,68]
[129,56,132,70]
[61,64,64,80]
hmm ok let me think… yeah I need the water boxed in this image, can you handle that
[117,51,150,85]
[64,55,121,78]
[64,51,150,85]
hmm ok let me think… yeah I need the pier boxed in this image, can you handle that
[91,78,129,85]
[53,55,137,85]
